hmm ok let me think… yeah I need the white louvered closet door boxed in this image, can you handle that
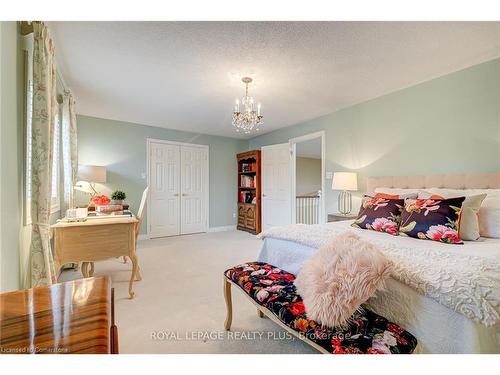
[180,145,208,235]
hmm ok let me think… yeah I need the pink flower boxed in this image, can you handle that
[259,279,274,285]
[256,289,269,302]
[406,199,440,215]
[425,225,462,244]
[265,285,285,293]
[371,217,399,235]
[363,197,389,211]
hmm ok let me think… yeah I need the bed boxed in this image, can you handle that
[257,172,500,353]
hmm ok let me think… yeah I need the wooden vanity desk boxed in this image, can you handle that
[51,216,140,298]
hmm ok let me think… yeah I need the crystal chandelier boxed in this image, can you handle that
[232,77,263,134]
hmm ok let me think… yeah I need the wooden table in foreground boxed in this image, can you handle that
[51,216,140,298]
[0,276,118,354]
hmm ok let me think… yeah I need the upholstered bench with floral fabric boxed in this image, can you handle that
[224,262,417,354]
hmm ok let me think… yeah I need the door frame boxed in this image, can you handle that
[289,131,326,224]
[146,138,209,238]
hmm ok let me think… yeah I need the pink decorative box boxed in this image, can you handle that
[95,204,124,214]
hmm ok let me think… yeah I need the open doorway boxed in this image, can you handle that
[290,131,325,224]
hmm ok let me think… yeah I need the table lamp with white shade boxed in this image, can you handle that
[331,172,358,215]
[75,165,107,197]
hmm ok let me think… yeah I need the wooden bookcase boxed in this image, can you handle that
[236,150,261,234]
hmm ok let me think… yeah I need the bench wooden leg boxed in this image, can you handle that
[223,278,232,331]
[257,309,264,318]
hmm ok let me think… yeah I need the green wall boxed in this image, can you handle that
[78,59,500,228]
[76,115,248,233]
[0,22,23,292]
[249,58,500,213]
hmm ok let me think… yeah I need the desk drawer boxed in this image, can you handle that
[55,223,133,263]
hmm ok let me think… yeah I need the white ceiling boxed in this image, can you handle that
[48,22,500,139]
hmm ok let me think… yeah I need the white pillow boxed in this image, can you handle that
[426,188,500,239]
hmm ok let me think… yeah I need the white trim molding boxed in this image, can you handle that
[208,225,236,233]
[137,234,150,241]
[289,131,326,224]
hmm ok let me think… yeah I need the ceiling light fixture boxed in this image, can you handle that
[232,77,263,134]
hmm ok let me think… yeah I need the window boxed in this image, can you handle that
[24,49,33,225]
[51,107,61,212]
[61,98,73,205]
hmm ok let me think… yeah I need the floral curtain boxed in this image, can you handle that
[62,91,78,209]
[29,22,57,287]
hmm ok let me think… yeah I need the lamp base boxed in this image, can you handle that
[338,190,352,215]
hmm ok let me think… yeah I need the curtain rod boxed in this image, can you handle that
[20,21,73,99]
[20,21,34,35]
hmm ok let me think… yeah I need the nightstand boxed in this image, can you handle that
[328,213,357,222]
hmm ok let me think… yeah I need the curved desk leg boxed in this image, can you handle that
[122,256,127,264]
[135,266,142,281]
[128,254,139,299]
[89,262,95,277]
[54,261,62,282]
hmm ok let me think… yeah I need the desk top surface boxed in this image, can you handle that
[52,215,138,228]
[0,276,112,354]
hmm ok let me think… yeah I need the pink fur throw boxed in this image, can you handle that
[294,231,392,329]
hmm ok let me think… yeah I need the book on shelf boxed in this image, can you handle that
[240,175,256,188]
[241,163,255,172]
[239,191,254,204]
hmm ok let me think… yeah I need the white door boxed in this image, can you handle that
[262,143,292,230]
[149,142,180,238]
[180,145,208,234]
[148,140,208,238]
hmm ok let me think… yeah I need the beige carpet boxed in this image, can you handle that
[59,230,317,354]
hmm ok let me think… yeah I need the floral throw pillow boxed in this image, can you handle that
[399,197,465,244]
[351,196,404,235]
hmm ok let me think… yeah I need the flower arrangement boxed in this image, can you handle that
[90,194,111,206]
[111,190,126,201]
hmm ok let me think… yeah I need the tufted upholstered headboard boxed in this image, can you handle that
[366,172,500,192]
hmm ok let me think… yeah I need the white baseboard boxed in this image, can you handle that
[208,225,236,232]
[138,226,235,240]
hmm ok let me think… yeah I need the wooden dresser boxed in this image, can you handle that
[0,276,118,354]
[237,150,261,234]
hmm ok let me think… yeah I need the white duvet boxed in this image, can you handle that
[259,221,500,327]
